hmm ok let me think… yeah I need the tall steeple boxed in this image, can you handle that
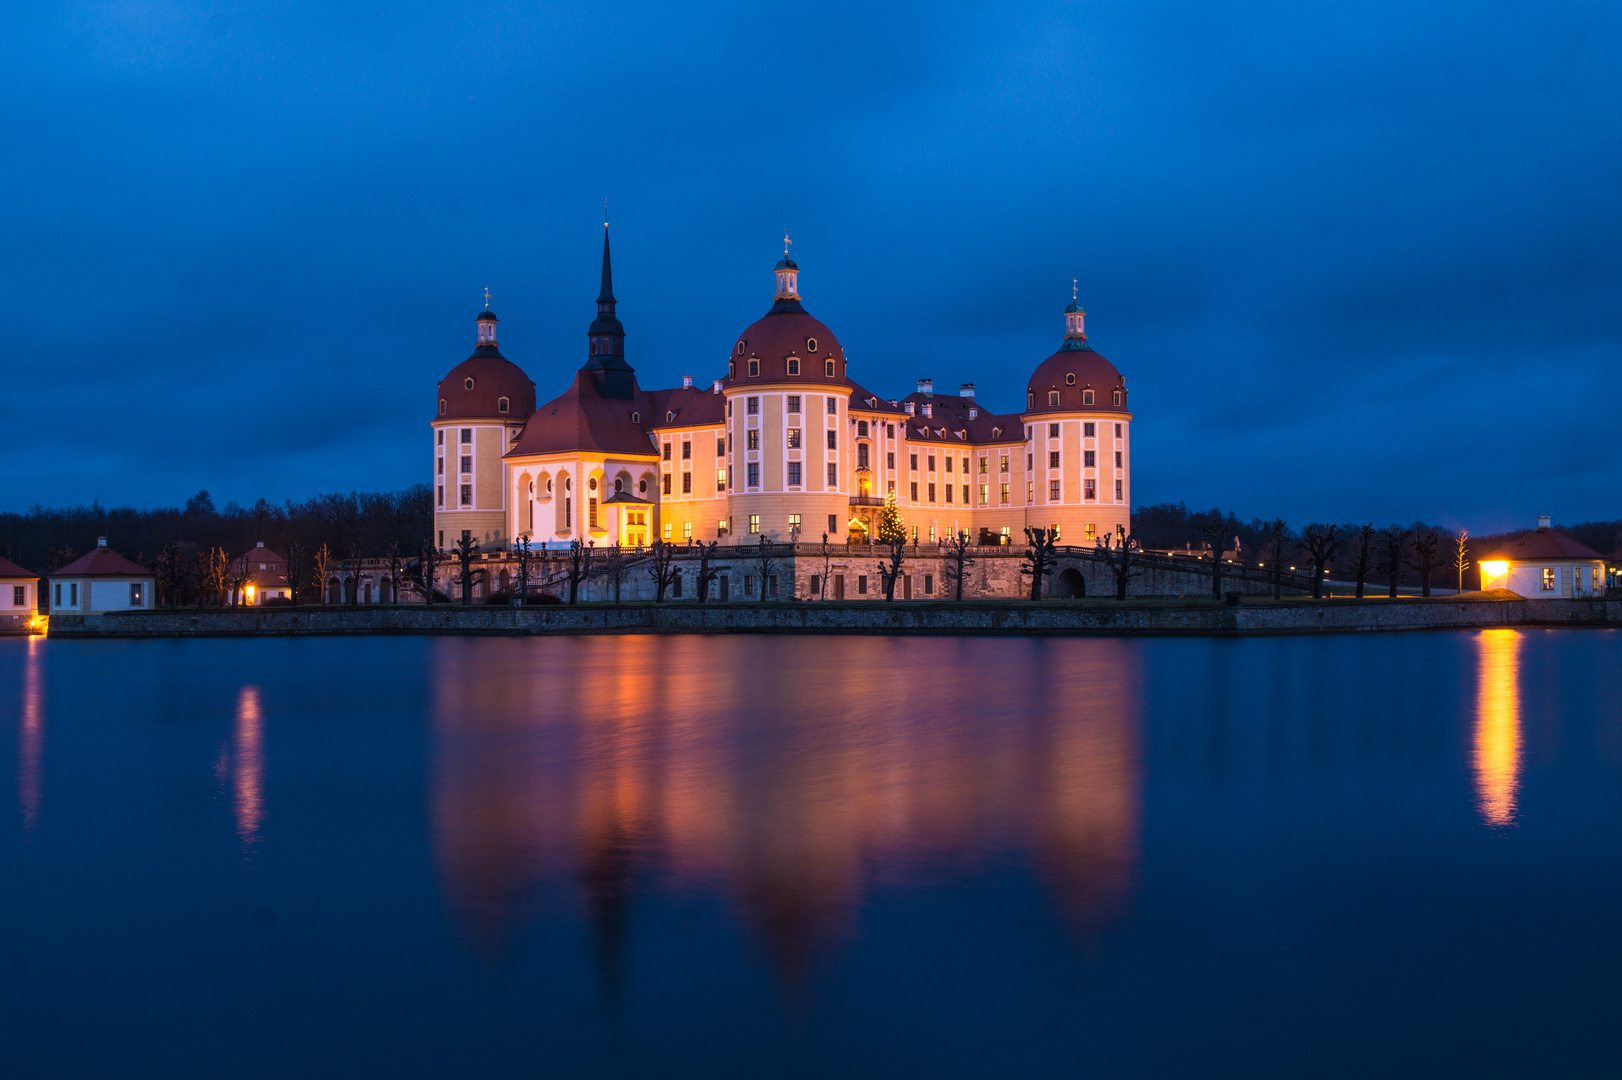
[584,224,635,398]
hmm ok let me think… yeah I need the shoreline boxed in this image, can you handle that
[35,592,1622,638]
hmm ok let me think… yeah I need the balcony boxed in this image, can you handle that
[849,495,885,506]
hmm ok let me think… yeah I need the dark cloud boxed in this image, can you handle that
[1,0,1617,531]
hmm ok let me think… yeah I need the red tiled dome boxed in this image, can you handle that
[722,304,851,389]
[1025,347,1128,415]
[436,349,536,422]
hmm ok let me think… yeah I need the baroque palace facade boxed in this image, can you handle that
[432,231,1132,565]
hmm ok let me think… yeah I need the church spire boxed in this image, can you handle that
[584,224,634,398]
[597,224,616,307]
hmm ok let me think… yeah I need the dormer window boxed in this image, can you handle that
[1083,389,1094,405]
[465,377,475,391]
[824,360,835,377]
[1048,391,1060,406]
[1113,390,1123,406]
[728,362,735,380]
[631,411,639,423]
[1066,373,1076,385]
[439,399,447,415]
[498,397,509,414]
[748,359,760,377]
[787,358,800,375]
[667,411,675,422]
[807,338,818,352]
[992,426,1002,438]
[736,341,746,354]
[1027,391,1035,408]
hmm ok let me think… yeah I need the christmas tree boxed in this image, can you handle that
[876,487,907,544]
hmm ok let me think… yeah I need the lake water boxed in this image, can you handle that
[2,630,1620,1076]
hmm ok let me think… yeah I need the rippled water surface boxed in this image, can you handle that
[3,630,1621,1076]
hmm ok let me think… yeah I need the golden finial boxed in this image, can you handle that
[1072,278,1078,303]
[483,286,491,310]
[604,197,609,230]
[784,229,792,256]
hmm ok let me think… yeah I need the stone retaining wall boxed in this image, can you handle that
[43,594,1622,638]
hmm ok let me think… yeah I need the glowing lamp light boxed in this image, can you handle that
[1480,560,1510,579]
[245,585,256,600]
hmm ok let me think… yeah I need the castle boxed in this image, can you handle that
[432,230,1132,574]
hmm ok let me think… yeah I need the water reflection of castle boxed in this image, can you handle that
[428,637,1145,983]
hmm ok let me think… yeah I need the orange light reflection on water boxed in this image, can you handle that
[234,685,264,848]
[1473,629,1523,828]
[429,636,1143,978]
[18,636,44,831]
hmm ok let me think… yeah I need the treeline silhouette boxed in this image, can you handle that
[0,486,432,574]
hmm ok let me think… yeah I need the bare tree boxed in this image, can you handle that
[1265,519,1290,600]
[1454,529,1471,594]
[1411,530,1441,597]
[346,548,366,604]
[754,534,779,601]
[819,532,833,601]
[222,557,249,607]
[1300,525,1339,600]
[416,540,442,605]
[598,543,628,603]
[565,539,590,604]
[1349,524,1377,599]
[284,540,306,606]
[313,543,335,605]
[452,533,482,604]
[1021,526,1059,600]
[383,541,402,604]
[1100,531,1140,600]
[877,537,906,601]
[695,541,721,604]
[513,536,533,606]
[1201,519,1228,599]
[648,540,679,602]
[1380,527,1410,598]
[942,530,975,601]
[201,546,229,607]
[156,540,184,608]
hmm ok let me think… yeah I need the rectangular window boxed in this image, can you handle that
[887,479,896,494]
[787,428,801,448]
[1114,423,1122,437]
[1000,455,1009,473]
[747,429,760,450]
[946,483,953,503]
[1049,423,1059,438]
[1051,451,1061,468]
[928,455,936,472]
[834,574,845,599]
[827,463,838,485]
[979,457,987,474]
[945,457,954,473]
[12,586,23,606]
[978,484,988,505]
[886,424,894,438]
[437,485,444,507]
[1083,450,1094,468]
[130,582,143,606]
[1085,523,1097,541]
[810,574,821,594]
[672,571,683,598]
[565,498,572,527]
[1050,479,1061,500]
[70,583,78,607]
[719,519,730,536]
[1115,480,1123,500]
[827,398,838,415]
[460,484,472,506]
[909,453,918,470]
[749,514,761,534]
[436,457,444,475]
[682,472,692,494]
[663,473,672,495]
[717,437,726,457]
[663,522,672,539]
[1027,481,1034,502]
[1027,453,1033,470]
[748,463,760,487]
[747,397,759,414]
[858,575,868,595]
[1000,482,1010,505]
[886,452,895,469]
[788,462,802,485]
[768,575,779,597]
[788,513,801,531]
[663,443,672,460]
[923,574,933,595]
[682,441,691,460]
[460,455,472,473]
[1595,568,1603,591]
[828,513,838,534]
[684,521,693,539]
[589,498,598,527]
[461,428,472,444]
[788,395,801,413]
[1115,451,1123,468]
[826,430,837,450]
[910,481,919,502]
[437,430,444,446]
[961,458,969,473]
[54,583,61,607]
[928,483,937,503]
[717,467,727,492]
[1542,568,1556,591]
[1084,479,1096,500]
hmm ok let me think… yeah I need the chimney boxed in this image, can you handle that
[968,407,978,419]
[904,402,915,415]
[97,536,107,547]
[959,383,975,399]
[922,403,933,418]
[256,541,265,548]
[682,375,694,388]
[712,380,722,394]
[917,378,933,395]
[1537,515,1552,529]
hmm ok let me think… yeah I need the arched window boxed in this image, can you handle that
[1113,390,1123,406]
[588,477,598,491]
[498,396,509,413]
[614,478,623,492]
[1048,391,1060,406]
[439,399,447,415]
[1083,389,1094,405]
[728,362,735,380]
[857,420,868,437]
[631,411,640,424]
[639,478,648,493]
[748,359,760,377]
[787,358,800,375]
[824,360,835,377]
[590,341,597,355]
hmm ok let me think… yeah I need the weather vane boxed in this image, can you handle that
[784,229,792,256]
[484,286,491,310]
[1072,278,1078,303]
[604,197,609,229]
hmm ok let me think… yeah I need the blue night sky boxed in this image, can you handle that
[1,1,1617,532]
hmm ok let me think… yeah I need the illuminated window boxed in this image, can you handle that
[663,522,672,539]
[1084,479,1096,500]
[747,429,760,450]
[1026,481,1033,502]
[589,498,598,527]
[717,467,727,492]
[787,428,801,449]
[1542,568,1556,591]
[718,519,730,535]
[999,482,1009,505]
[788,513,801,530]
[749,514,760,534]
[683,521,692,539]
[1085,523,1097,541]
[979,484,988,505]
[999,454,1009,473]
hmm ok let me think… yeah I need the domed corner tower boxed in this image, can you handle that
[719,242,856,543]
[1019,289,1133,546]
[431,300,537,553]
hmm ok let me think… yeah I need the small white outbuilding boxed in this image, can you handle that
[1478,517,1608,598]
[49,537,155,613]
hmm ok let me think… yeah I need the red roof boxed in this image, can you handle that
[0,555,35,578]
[55,546,151,577]
[899,391,1025,445]
[506,371,658,458]
[1482,528,1604,562]
[231,545,287,574]
[1025,346,1129,416]
[436,348,537,422]
[721,302,853,391]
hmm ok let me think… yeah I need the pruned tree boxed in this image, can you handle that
[1265,519,1290,600]
[1349,524,1377,599]
[819,532,834,601]
[875,488,906,545]
[1411,529,1441,597]
[1021,526,1059,601]
[943,529,975,601]
[599,543,628,603]
[222,556,249,607]
[416,540,442,605]
[1200,519,1228,599]
[648,540,679,602]
[565,539,590,604]
[452,533,482,604]
[1100,531,1140,600]
[1300,524,1339,600]
[1454,529,1471,594]
[696,540,721,604]
[513,536,533,606]
[284,540,306,606]
[346,548,366,604]
[877,537,907,601]
[313,543,335,605]
[156,540,184,608]
[1380,527,1410,598]
[754,534,778,601]
[201,546,229,607]
[384,541,402,604]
